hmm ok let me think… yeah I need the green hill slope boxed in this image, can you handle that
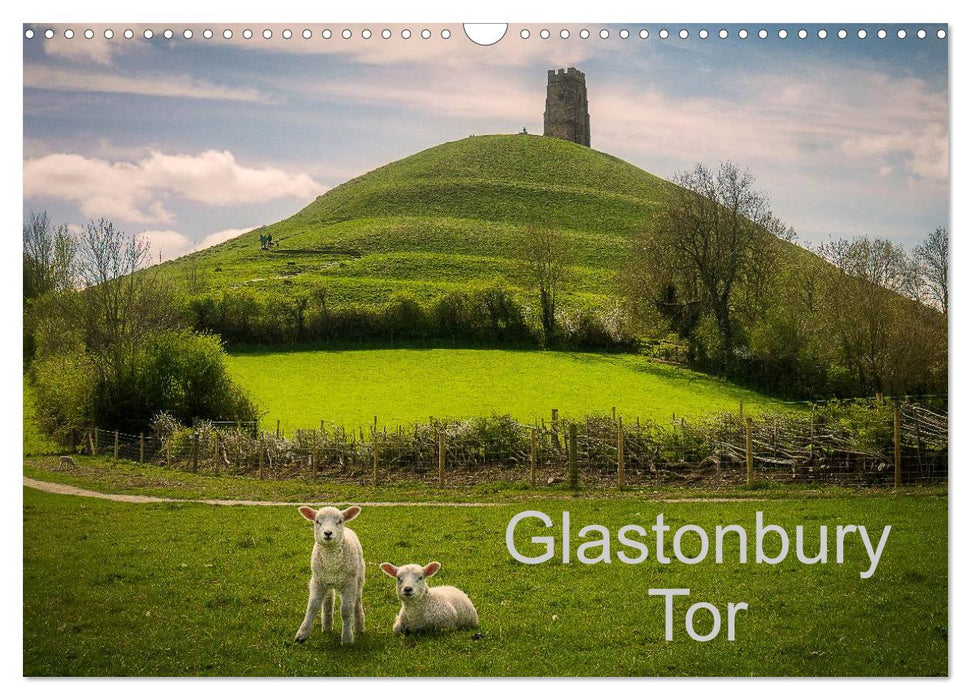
[159,134,678,308]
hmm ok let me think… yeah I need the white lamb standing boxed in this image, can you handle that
[294,505,366,645]
[380,561,478,634]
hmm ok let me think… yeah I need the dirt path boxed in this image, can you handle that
[23,475,774,506]
[22,477,503,507]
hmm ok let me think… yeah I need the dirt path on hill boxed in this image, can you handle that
[23,475,771,506]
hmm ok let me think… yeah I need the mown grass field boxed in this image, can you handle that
[225,347,792,430]
[23,485,947,676]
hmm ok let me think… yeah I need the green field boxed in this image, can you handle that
[23,485,947,676]
[225,348,791,430]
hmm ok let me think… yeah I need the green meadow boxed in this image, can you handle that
[225,348,792,430]
[23,486,947,676]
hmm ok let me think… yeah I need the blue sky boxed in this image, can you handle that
[23,22,948,261]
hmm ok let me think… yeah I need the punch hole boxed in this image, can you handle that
[84,29,94,39]
[917,29,926,39]
[242,29,253,40]
[639,29,648,39]
[342,29,352,39]
[520,29,530,39]
[619,29,629,39]
[897,29,906,39]
[599,29,609,39]
[877,29,887,39]
[183,29,192,39]
[222,29,232,40]
[758,29,767,39]
[463,24,504,45]
[738,29,748,39]
[560,29,570,39]
[659,29,669,39]
[383,29,392,39]
[322,29,332,39]
[679,29,689,39]
[700,29,710,39]
[44,29,54,39]
[105,29,114,39]
[798,29,807,39]
[263,29,273,39]
[144,29,154,39]
[421,29,431,39]
[837,29,847,39]
[580,29,589,39]
[64,29,74,39]
[401,29,411,39]
[778,29,788,39]
[540,29,550,39]
[441,29,451,39]
[164,29,173,39]
[937,29,946,39]
[718,29,728,39]
[24,28,34,39]
[281,29,292,39]
[858,29,867,39]
[362,29,372,39]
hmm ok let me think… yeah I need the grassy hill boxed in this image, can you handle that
[158,134,678,309]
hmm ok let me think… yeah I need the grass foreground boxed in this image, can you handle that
[23,480,947,676]
[225,347,792,431]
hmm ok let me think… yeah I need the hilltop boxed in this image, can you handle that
[159,134,685,309]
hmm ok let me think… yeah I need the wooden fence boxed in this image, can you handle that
[70,400,948,488]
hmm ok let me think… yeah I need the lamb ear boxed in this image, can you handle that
[298,506,317,521]
[342,505,361,522]
[380,563,398,577]
[423,562,441,578]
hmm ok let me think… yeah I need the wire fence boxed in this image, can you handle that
[61,398,948,488]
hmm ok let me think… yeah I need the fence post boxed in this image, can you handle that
[258,436,264,479]
[745,418,754,486]
[617,416,625,489]
[88,431,95,456]
[438,432,446,488]
[567,423,578,490]
[612,406,616,421]
[893,402,902,488]
[212,432,220,475]
[139,433,145,464]
[276,419,280,438]
[166,440,171,467]
[372,429,380,485]
[530,428,537,487]
[113,430,119,460]
[192,431,199,472]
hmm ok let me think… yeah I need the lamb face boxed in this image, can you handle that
[298,505,360,546]
[380,561,440,602]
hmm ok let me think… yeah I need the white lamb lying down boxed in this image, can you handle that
[295,505,366,645]
[380,561,478,634]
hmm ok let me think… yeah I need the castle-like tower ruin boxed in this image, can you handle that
[543,67,590,147]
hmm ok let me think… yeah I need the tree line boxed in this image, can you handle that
[619,162,947,398]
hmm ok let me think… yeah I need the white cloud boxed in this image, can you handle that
[43,36,119,66]
[23,64,267,103]
[23,150,324,224]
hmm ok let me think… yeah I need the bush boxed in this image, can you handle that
[186,285,641,351]
[31,331,258,435]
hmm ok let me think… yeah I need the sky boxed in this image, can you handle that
[22,22,949,262]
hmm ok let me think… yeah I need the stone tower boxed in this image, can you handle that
[543,67,590,147]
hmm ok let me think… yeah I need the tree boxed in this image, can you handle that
[816,236,946,395]
[626,162,793,367]
[23,211,77,299]
[521,226,571,345]
[916,226,948,314]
